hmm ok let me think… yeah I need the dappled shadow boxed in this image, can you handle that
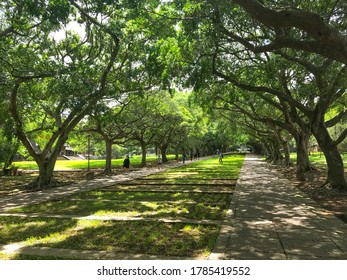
[5,199,229,222]
[1,154,243,260]
[0,216,77,245]
[101,184,233,194]
[70,190,233,204]
[29,220,219,259]
[222,155,347,259]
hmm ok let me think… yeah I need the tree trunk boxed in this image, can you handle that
[264,142,272,161]
[269,138,283,163]
[282,140,292,167]
[312,125,347,189]
[30,156,57,189]
[294,129,315,181]
[140,142,147,167]
[104,139,113,174]
[175,148,179,161]
[160,145,168,163]
[273,146,283,163]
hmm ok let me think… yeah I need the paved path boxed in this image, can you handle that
[210,155,347,260]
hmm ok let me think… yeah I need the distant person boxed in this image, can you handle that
[123,155,130,171]
[219,153,223,164]
[182,153,187,164]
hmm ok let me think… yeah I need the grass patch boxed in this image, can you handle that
[0,217,219,258]
[11,155,176,171]
[0,216,77,244]
[148,155,244,181]
[0,252,74,260]
[1,154,244,259]
[71,191,233,203]
[289,152,347,166]
[9,197,231,220]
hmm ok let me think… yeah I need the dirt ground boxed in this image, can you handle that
[272,165,347,223]
[0,169,121,198]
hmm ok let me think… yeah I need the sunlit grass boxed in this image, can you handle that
[0,252,74,260]
[290,152,347,166]
[0,217,77,245]
[12,155,176,170]
[71,191,233,204]
[0,217,219,258]
[1,154,245,259]
[149,154,244,180]
[9,199,229,220]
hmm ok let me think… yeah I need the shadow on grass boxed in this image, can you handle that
[8,199,230,221]
[39,220,220,258]
[0,217,77,244]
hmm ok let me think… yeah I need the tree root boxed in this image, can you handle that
[281,161,293,168]
[24,177,64,191]
[319,180,347,193]
[296,171,306,181]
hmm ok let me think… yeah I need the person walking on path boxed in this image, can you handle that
[123,155,130,171]
[182,152,187,164]
[219,153,223,164]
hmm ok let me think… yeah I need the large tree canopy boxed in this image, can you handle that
[1,0,346,191]
[167,0,347,188]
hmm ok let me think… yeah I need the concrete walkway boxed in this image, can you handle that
[210,154,347,260]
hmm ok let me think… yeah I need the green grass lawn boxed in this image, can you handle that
[0,217,219,257]
[9,199,230,220]
[11,155,176,170]
[290,152,347,166]
[149,154,244,180]
[0,154,245,259]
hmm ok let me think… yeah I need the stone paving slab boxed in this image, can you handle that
[210,155,347,260]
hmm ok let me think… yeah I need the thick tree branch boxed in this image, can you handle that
[231,0,347,64]
[325,110,347,127]
[212,51,311,115]
[334,127,347,146]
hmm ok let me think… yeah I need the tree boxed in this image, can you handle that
[83,100,130,174]
[172,0,347,189]
[152,92,189,162]
[1,1,155,188]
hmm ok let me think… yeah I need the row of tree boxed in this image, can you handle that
[168,0,347,189]
[82,90,230,173]
[1,0,346,190]
[0,0,240,188]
